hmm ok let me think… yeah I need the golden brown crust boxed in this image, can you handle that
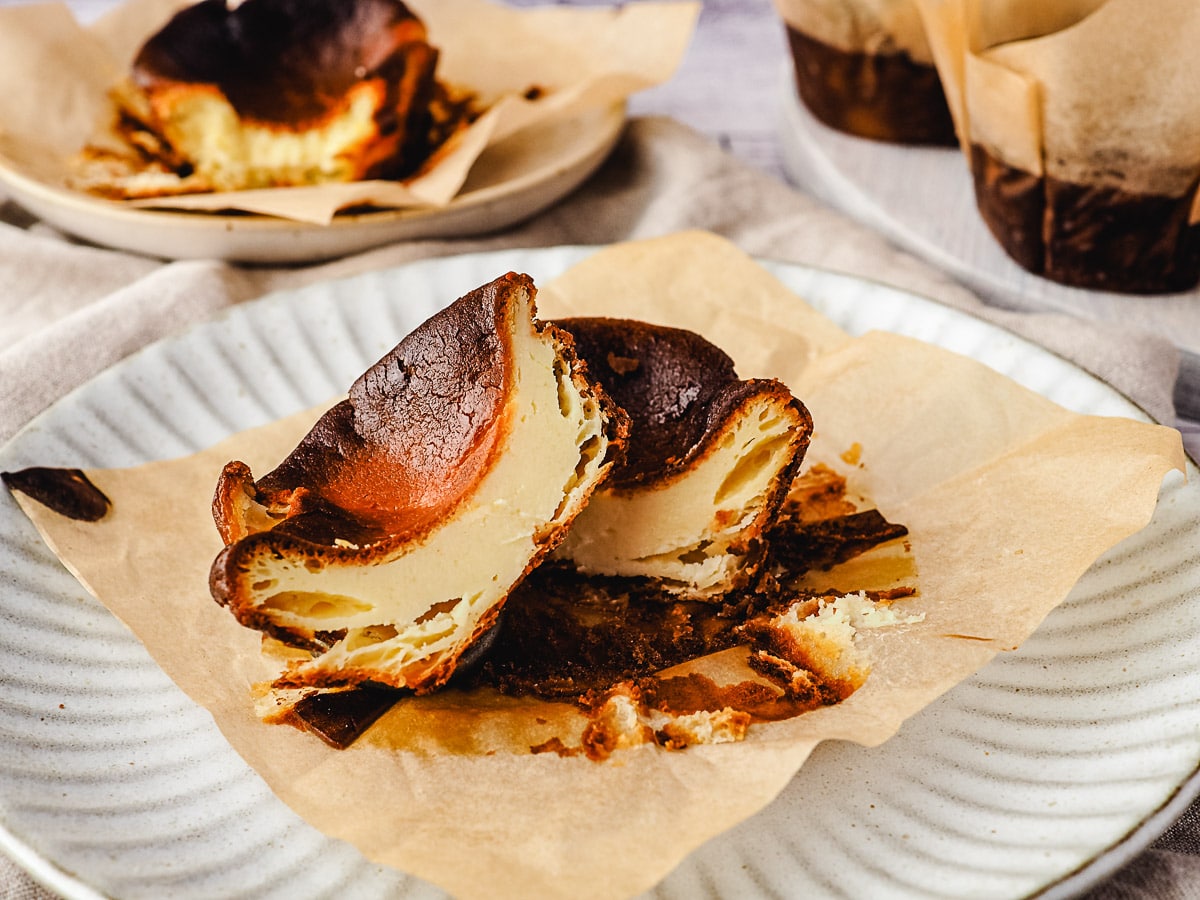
[211,461,257,545]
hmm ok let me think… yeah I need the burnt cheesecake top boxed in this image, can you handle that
[556,316,803,490]
[132,0,432,126]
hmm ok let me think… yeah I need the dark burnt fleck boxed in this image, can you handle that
[2,467,111,522]
[285,686,403,749]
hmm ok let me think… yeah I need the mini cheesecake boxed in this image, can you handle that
[86,0,448,196]
[778,0,957,146]
[551,318,813,597]
[785,25,957,146]
[209,273,627,693]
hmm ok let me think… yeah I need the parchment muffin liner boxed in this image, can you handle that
[774,0,956,144]
[916,0,1200,293]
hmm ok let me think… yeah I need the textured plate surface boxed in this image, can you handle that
[0,247,1197,899]
[0,102,623,264]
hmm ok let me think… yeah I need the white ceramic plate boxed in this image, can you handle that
[0,103,624,264]
[1,247,1198,900]
[775,72,1200,414]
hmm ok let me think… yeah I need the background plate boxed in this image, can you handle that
[0,247,1198,899]
[0,103,624,264]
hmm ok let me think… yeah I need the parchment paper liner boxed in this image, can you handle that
[9,232,1186,899]
[774,0,933,62]
[915,0,1200,215]
[0,0,698,225]
[772,0,957,145]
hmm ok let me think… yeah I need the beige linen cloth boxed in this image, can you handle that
[0,117,1197,900]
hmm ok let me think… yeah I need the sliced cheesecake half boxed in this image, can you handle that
[552,317,812,597]
[209,273,627,693]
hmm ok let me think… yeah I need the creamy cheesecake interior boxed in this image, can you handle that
[142,83,389,190]
[558,392,806,594]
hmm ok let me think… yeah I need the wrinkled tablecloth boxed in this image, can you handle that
[1,116,1197,900]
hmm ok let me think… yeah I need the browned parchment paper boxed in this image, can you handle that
[0,0,698,225]
[10,232,1186,899]
[915,0,1200,218]
[774,0,934,63]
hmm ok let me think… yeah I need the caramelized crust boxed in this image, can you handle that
[214,274,522,555]
[969,143,1200,293]
[555,316,810,491]
[133,0,433,128]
